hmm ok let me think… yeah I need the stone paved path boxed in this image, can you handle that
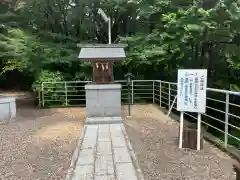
[71,122,144,180]
[67,105,237,180]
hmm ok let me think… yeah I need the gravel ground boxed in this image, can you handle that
[123,104,237,180]
[0,107,85,180]
[0,95,237,180]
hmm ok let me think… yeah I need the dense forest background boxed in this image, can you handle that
[0,0,240,91]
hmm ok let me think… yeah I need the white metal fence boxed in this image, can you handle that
[38,80,155,107]
[38,80,240,149]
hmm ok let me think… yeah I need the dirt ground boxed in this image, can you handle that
[0,107,85,180]
[0,93,237,180]
[123,104,236,180]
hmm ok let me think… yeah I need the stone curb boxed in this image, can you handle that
[85,117,123,125]
[65,126,87,180]
[85,119,123,125]
[121,123,145,180]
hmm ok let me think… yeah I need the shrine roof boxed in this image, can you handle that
[77,44,127,61]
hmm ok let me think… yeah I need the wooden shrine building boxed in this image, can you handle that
[77,44,128,84]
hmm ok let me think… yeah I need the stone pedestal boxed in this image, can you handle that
[0,96,16,121]
[85,84,121,118]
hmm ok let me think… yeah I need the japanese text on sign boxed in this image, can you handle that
[177,69,207,113]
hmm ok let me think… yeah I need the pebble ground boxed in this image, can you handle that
[0,107,84,180]
[123,104,236,180]
[0,102,237,180]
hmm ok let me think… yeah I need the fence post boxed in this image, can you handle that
[153,81,155,103]
[159,81,162,108]
[65,82,68,106]
[225,92,229,148]
[38,89,41,107]
[41,82,44,107]
[131,80,134,104]
[168,83,171,109]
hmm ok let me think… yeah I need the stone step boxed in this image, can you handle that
[85,117,123,125]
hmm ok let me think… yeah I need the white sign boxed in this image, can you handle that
[177,69,207,113]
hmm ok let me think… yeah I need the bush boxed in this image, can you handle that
[32,70,69,107]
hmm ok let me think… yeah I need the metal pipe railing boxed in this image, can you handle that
[38,79,240,149]
[154,80,240,149]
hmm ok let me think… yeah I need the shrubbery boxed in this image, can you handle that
[32,70,70,107]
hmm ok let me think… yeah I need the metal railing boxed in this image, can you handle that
[38,79,240,149]
[38,80,155,107]
[153,80,240,150]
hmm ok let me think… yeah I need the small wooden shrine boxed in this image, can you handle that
[78,44,127,84]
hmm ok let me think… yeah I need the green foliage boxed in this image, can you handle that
[0,26,84,87]
[32,70,67,90]
[0,0,240,91]
[122,0,240,85]
[32,70,69,106]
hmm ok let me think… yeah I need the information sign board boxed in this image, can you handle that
[177,69,207,113]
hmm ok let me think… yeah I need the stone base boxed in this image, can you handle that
[85,117,123,125]
[85,84,121,118]
[0,96,16,121]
